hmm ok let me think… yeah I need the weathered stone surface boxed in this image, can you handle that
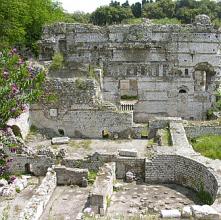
[161,209,181,218]
[51,137,70,145]
[182,206,192,218]
[55,165,88,186]
[191,205,220,220]
[19,168,56,220]
[89,163,116,214]
[126,171,135,183]
[119,149,138,157]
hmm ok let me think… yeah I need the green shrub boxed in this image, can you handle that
[88,170,97,184]
[50,52,64,70]
[16,187,21,193]
[75,78,87,90]
[197,183,213,205]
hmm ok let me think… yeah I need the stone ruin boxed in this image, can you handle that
[1,14,221,220]
[28,14,221,139]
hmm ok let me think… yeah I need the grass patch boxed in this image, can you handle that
[161,128,172,146]
[68,140,92,150]
[50,52,64,70]
[191,134,221,159]
[122,18,143,24]
[88,170,97,184]
[152,18,181,25]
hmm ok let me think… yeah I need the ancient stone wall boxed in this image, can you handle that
[19,168,56,220]
[30,109,133,138]
[8,154,54,176]
[184,125,221,138]
[90,163,116,214]
[145,155,218,201]
[115,157,145,180]
[55,166,88,186]
[38,15,221,122]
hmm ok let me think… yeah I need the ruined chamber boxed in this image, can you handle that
[32,15,221,137]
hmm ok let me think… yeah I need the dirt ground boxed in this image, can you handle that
[0,176,41,220]
[41,185,91,220]
[108,181,201,218]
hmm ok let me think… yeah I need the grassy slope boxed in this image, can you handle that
[191,135,221,159]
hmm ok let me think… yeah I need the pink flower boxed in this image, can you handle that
[18,58,24,65]
[11,84,19,94]
[21,104,28,112]
[12,48,17,53]
[3,71,9,79]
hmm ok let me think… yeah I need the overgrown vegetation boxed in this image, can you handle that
[191,134,221,159]
[162,128,172,146]
[88,170,97,184]
[75,78,87,90]
[68,140,92,150]
[207,89,221,119]
[197,183,213,205]
[50,52,64,70]
[0,49,46,127]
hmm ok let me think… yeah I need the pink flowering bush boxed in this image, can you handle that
[0,48,46,127]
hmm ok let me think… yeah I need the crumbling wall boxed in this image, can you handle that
[38,15,220,122]
[19,168,56,220]
[89,162,116,215]
[55,166,88,186]
[8,154,54,176]
[184,125,221,138]
[145,155,218,202]
[30,109,133,138]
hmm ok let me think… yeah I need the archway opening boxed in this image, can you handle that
[179,89,187,94]
[25,163,32,174]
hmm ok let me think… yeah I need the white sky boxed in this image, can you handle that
[60,0,142,13]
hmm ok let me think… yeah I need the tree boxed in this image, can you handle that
[90,5,134,26]
[0,49,46,127]
[110,1,120,7]
[131,2,142,18]
[122,0,130,8]
[143,0,175,19]
[0,0,67,55]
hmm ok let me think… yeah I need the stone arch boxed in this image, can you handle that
[178,86,189,94]
[193,62,216,91]
[11,125,22,138]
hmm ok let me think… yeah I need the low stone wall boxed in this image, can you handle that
[145,155,218,201]
[184,125,221,138]
[8,154,54,176]
[149,117,182,129]
[90,163,116,215]
[116,157,145,181]
[62,153,117,171]
[55,166,88,186]
[19,168,56,220]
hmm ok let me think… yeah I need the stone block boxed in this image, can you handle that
[182,206,192,218]
[51,137,70,145]
[191,205,220,220]
[119,149,138,157]
[161,209,181,218]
